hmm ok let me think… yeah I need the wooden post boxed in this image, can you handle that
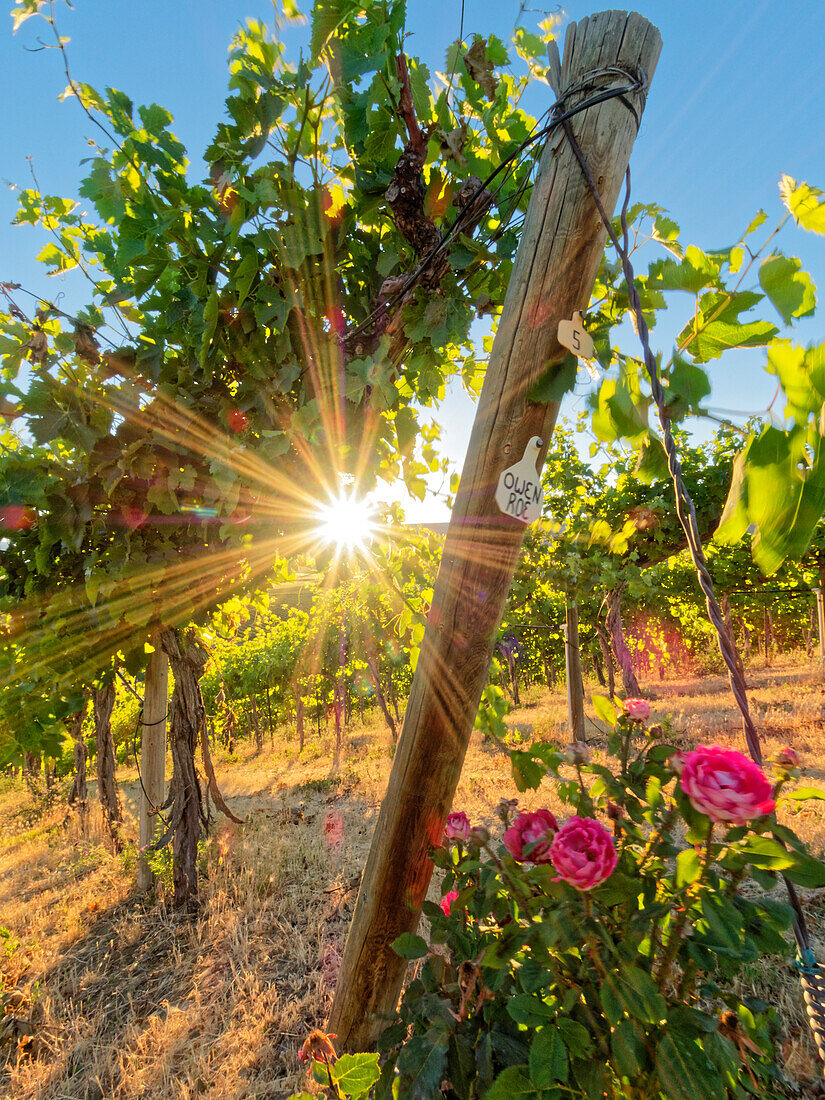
[327,11,661,1051]
[565,600,585,741]
[138,642,168,891]
[815,587,825,674]
[763,605,770,666]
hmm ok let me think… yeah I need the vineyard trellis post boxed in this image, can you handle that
[815,586,825,674]
[565,598,585,741]
[327,10,662,1051]
[137,641,169,891]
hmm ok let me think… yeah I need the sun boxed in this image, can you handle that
[316,491,376,552]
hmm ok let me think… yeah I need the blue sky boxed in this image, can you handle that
[2,1,824,519]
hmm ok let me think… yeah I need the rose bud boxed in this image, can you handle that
[606,800,624,821]
[774,746,800,770]
[468,825,490,848]
[668,750,687,777]
[565,740,592,766]
[496,797,519,824]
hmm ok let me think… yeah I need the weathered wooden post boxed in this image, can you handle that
[328,11,661,1050]
[815,586,825,675]
[565,599,586,740]
[137,640,168,891]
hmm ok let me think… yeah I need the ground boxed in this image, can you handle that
[1,655,825,1098]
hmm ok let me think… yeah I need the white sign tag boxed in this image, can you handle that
[495,436,544,524]
[557,311,595,360]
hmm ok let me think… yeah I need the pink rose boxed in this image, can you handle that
[503,809,558,864]
[549,816,617,891]
[625,698,650,721]
[680,745,775,825]
[444,811,470,841]
[440,890,459,916]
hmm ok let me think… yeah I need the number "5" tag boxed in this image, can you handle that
[557,311,595,360]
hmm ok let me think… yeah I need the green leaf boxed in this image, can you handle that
[665,353,710,415]
[529,1027,568,1087]
[591,694,617,727]
[696,894,745,952]
[485,1065,540,1100]
[783,787,825,802]
[510,750,545,792]
[739,835,797,871]
[687,318,778,362]
[676,847,702,887]
[655,1033,725,1100]
[647,245,720,293]
[556,1018,592,1058]
[780,176,825,235]
[507,993,558,1028]
[396,1032,448,1099]
[759,254,816,323]
[600,969,666,1026]
[526,354,577,405]
[391,932,428,959]
[332,1052,381,1099]
[783,847,825,888]
[610,1018,646,1077]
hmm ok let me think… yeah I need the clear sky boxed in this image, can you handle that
[2,1,824,520]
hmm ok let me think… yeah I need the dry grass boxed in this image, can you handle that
[1,656,825,1097]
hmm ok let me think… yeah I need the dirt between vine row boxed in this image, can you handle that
[1,655,824,1098]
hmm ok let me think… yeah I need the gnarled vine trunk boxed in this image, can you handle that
[92,682,123,852]
[364,650,398,742]
[542,649,556,692]
[595,621,616,700]
[160,628,209,910]
[295,688,305,752]
[605,584,641,697]
[66,700,89,834]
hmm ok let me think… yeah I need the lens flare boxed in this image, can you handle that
[316,492,375,552]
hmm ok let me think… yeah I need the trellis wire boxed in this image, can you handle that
[556,75,825,1063]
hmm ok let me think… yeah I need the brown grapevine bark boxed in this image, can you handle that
[92,682,123,852]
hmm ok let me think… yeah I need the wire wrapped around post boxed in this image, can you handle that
[559,90,825,1070]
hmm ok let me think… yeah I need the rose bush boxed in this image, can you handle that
[370,695,825,1100]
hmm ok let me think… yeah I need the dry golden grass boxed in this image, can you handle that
[1,655,824,1097]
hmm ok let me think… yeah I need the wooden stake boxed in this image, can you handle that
[565,599,585,741]
[328,11,661,1051]
[815,586,825,675]
[138,642,168,891]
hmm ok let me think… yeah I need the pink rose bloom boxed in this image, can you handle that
[440,890,459,916]
[625,698,650,721]
[680,745,775,825]
[444,811,471,841]
[503,809,558,864]
[549,816,617,891]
